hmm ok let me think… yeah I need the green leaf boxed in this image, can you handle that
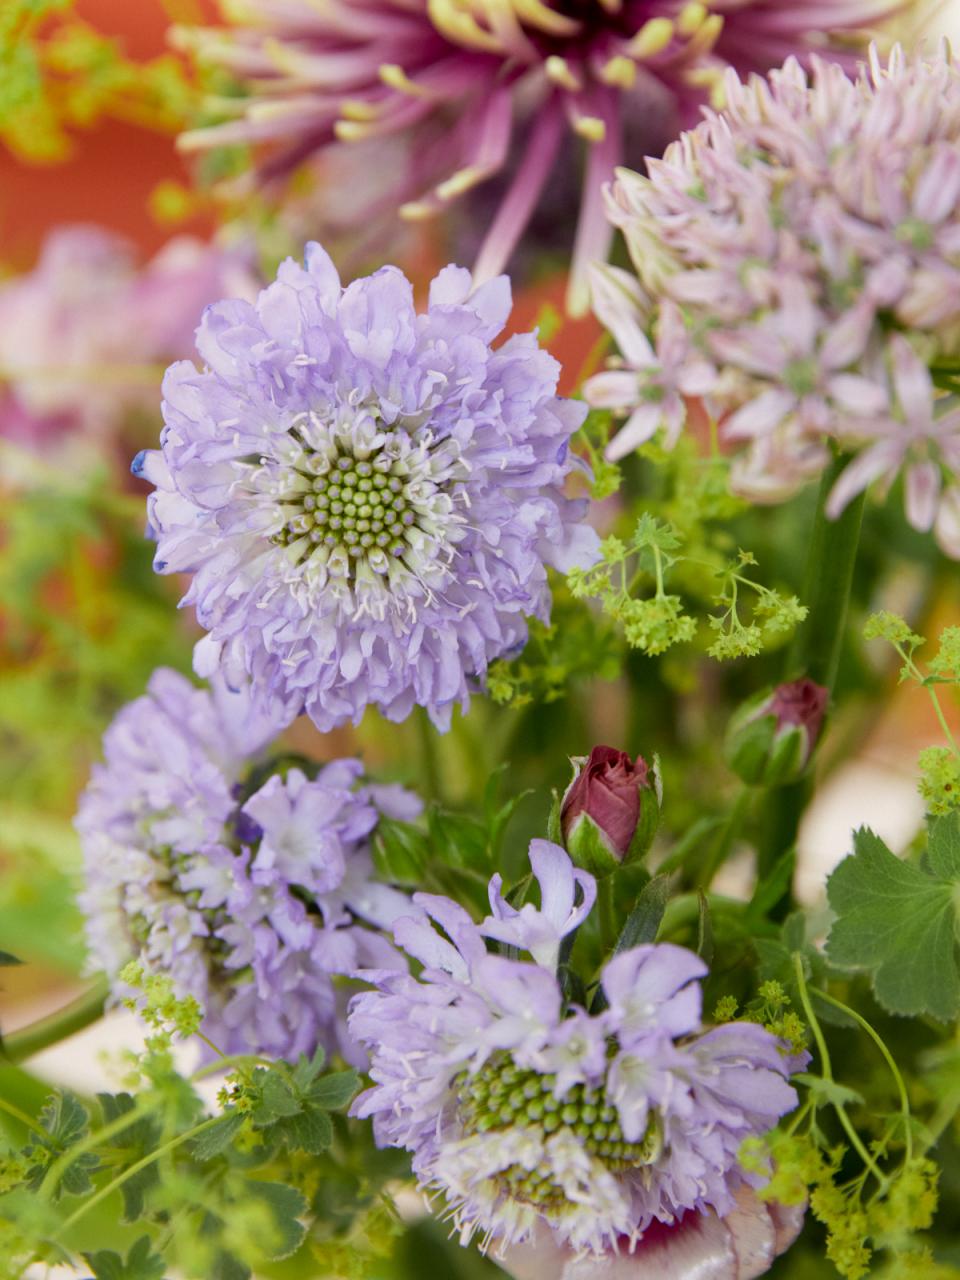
[284,1106,333,1155]
[23,1091,100,1198]
[253,1071,301,1125]
[190,1112,245,1162]
[308,1070,358,1112]
[793,1073,865,1109]
[614,873,673,952]
[247,1181,308,1260]
[290,1044,326,1092]
[83,1236,167,1280]
[96,1093,161,1220]
[0,951,22,966]
[696,890,714,965]
[371,819,429,886]
[826,821,960,1021]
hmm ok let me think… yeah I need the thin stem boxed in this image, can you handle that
[415,706,442,804]
[811,985,913,1164]
[793,955,889,1190]
[40,1095,161,1200]
[759,455,866,884]
[53,1115,223,1242]
[3,977,108,1063]
[699,787,752,889]
[0,1095,37,1130]
[786,452,866,691]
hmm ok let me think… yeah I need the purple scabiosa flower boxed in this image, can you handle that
[348,843,803,1260]
[136,244,599,732]
[585,45,960,557]
[0,226,258,464]
[172,1,898,314]
[75,667,420,1061]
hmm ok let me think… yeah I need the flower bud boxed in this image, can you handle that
[558,746,658,875]
[725,679,828,788]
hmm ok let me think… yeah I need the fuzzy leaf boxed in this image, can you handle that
[83,1236,166,1280]
[826,820,960,1021]
[190,1112,245,1162]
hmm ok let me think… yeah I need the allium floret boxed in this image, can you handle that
[76,667,420,1060]
[174,0,897,311]
[136,243,599,731]
[348,843,802,1257]
[586,44,960,557]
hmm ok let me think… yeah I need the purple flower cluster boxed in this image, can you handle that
[349,843,800,1257]
[136,243,598,733]
[174,0,894,312]
[0,226,257,462]
[586,45,960,556]
[76,667,420,1060]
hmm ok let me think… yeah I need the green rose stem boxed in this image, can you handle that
[758,453,866,883]
[3,976,108,1064]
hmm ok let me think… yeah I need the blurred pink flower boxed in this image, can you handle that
[497,1186,804,1279]
[174,0,898,313]
[0,225,258,462]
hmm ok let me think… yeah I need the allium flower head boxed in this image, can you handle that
[585,44,960,557]
[76,667,420,1060]
[348,842,802,1258]
[174,0,897,312]
[136,244,598,732]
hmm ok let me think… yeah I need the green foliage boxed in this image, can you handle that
[83,1237,167,1280]
[826,818,960,1020]
[0,1,196,162]
[21,1092,99,1198]
[864,613,960,816]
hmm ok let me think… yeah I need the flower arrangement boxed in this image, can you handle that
[3,5,960,1280]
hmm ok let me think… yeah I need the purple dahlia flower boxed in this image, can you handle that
[173,0,900,313]
[135,244,599,732]
[348,843,802,1257]
[585,45,960,557]
[76,667,421,1061]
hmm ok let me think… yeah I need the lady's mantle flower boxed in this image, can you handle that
[348,843,802,1259]
[136,244,598,732]
[174,0,896,312]
[585,45,960,557]
[76,667,420,1060]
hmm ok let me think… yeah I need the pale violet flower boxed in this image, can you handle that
[482,838,596,969]
[348,844,802,1259]
[136,244,599,733]
[76,667,420,1061]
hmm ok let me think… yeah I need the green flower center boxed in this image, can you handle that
[272,445,421,570]
[457,1053,661,1210]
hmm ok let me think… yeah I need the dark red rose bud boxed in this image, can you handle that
[725,678,829,787]
[559,747,656,874]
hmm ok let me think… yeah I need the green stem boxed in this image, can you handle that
[759,455,866,883]
[699,787,752,889]
[3,977,108,1063]
[415,706,442,804]
[810,986,913,1164]
[793,955,889,1190]
[0,1095,37,1131]
[786,452,866,691]
[52,1114,223,1243]
[40,1096,161,1200]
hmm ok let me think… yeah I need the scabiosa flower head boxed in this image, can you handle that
[585,44,960,557]
[0,226,258,460]
[348,842,802,1259]
[136,244,599,732]
[76,667,421,1060]
[173,0,897,314]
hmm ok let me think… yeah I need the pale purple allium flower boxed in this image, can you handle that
[136,244,599,733]
[348,844,802,1258]
[172,0,897,314]
[585,45,960,557]
[0,226,257,460]
[76,667,420,1061]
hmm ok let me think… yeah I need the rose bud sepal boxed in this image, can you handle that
[725,679,828,788]
[559,746,660,876]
